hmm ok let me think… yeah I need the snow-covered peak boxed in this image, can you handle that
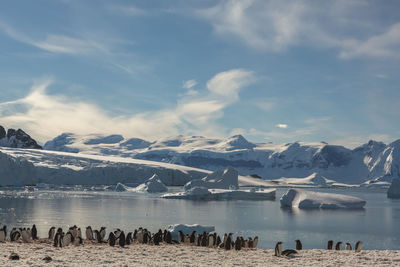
[223,135,256,151]
[0,126,42,149]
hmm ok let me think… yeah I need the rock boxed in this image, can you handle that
[0,126,42,149]
[387,179,400,199]
[9,253,20,260]
[43,256,52,262]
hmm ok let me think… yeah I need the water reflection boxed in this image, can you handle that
[0,187,399,250]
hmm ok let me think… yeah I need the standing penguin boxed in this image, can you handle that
[48,227,55,240]
[190,231,196,244]
[31,225,38,240]
[216,235,222,246]
[178,231,184,243]
[345,243,352,250]
[153,232,161,246]
[99,227,106,241]
[275,242,283,256]
[224,233,232,250]
[248,237,254,248]
[21,229,31,243]
[327,240,334,250]
[201,232,207,247]
[0,225,6,242]
[208,234,214,248]
[335,242,342,250]
[235,237,241,250]
[355,241,363,252]
[86,226,93,240]
[166,231,172,244]
[295,239,302,250]
[126,232,132,245]
[94,230,102,243]
[119,231,126,247]
[108,232,116,246]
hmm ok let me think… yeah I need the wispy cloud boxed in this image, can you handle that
[107,4,147,16]
[0,69,255,142]
[196,0,400,59]
[182,79,197,89]
[0,22,105,55]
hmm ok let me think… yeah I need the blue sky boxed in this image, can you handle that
[0,0,399,147]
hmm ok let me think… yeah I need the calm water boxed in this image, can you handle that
[0,186,399,250]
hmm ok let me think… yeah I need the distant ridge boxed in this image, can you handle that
[43,132,400,185]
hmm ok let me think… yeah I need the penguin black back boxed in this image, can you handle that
[108,232,116,246]
[119,231,126,247]
[335,242,342,250]
[235,237,241,250]
[355,241,363,252]
[327,240,333,250]
[31,225,37,240]
[295,239,302,250]
[166,231,172,244]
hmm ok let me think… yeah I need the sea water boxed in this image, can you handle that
[0,186,399,250]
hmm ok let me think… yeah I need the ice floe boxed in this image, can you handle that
[183,167,238,190]
[280,189,366,209]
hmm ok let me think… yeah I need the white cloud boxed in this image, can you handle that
[196,0,400,59]
[0,69,255,142]
[339,23,400,59]
[0,22,105,55]
[108,5,147,16]
[275,124,288,129]
[182,79,197,89]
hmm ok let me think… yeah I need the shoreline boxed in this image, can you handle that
[1,241,400,266]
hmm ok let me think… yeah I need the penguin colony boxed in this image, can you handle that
[0,224,364,256]
[0,224,258,251]
[274,239,363,257]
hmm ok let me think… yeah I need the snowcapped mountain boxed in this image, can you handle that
[0,126,42,149]
[44,133,400,185]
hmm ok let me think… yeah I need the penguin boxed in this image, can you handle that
[74,236,83,246]
[137,229,144,243]
[48,227,56,240]
[282,249,298,257]
[21,229,31,243]
[77,228,82,239]
[126,232,132,245]
[197,234,201,246]
[0,225,6,242]
[295,239,302,250]
[184,234,190,244]
[216,235,222,247]
[201,232,207,247]
[94,230,102,243]
[222,233,227,247]
[235,237,241,250]
[355,241,363,252]
[31,225,38,240]
[119,231,126,247]
[162,229,167,242]
[114,229,121,239]
[99,227,106,241]
[27,228,32,239]
[63,232,73,246]
[213,233,217,246]
[327,240,333,250]
[178,230,184,243]
[208,234,214,248]
[143,230,149,244]
[225,233,232,250]
[133,229,138,241]
[54,229,63,247]
[335,242,342,250]
[108,232,116,246]
[275,241,283,256]
[71,225,78,239]
[11,228,21,241]
[253,236,259,248]
[166,231,172,244]
[345,243,352,250]
[190,231,196,244]
[86,226,93,240]
[248,237,254,248]
[240,237,245,248]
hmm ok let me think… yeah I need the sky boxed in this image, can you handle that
[0,0,399,148]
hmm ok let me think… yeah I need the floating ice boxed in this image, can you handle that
[184,167,238,190]
[135,174,168,193]
[280,189,366,209]
[166,224,215,240]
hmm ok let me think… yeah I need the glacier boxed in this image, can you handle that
[0,147,272,187]
[43,133,400,185]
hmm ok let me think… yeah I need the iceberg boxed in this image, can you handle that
[183,167,238,190]
[280,189,366,209]
[387,179,400,199]
[161,186,276,200]
[134,174,168,193]
[166,224,215,240]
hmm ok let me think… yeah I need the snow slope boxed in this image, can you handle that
[44,133,400,185]
[0,147,271,187]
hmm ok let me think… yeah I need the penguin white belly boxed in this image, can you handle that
[0,231,5,242]
[22,231,31,243]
